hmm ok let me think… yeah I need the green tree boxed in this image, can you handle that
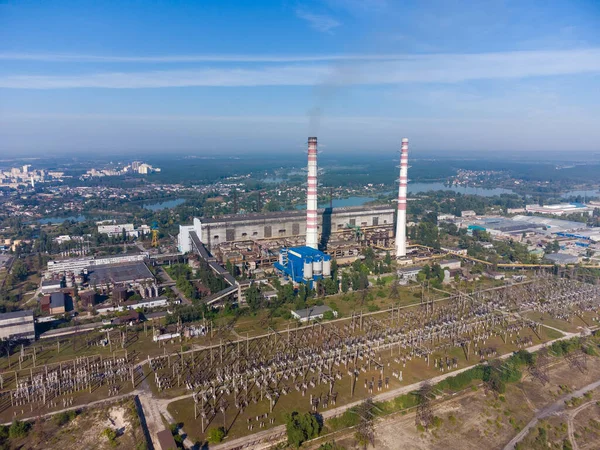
[245,285,262,311]
[207,426,226,443]
[8,419,29,439]
[341,273,350,293]
[285,412,322,448]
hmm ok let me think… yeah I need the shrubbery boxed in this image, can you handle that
[285,412,321,448]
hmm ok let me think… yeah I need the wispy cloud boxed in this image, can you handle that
[295,9,341,34]
[0,52,418,63]
[1,49,599,89]
[325,0,387,14]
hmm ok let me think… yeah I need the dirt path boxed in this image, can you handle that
[566,400,595,450]
[503,379,600,450]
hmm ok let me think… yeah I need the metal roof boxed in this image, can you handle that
[201,205,394,224]
[292,305,333,319]
[0,310,34,320]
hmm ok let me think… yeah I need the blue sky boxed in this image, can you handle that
[1,0,599,156]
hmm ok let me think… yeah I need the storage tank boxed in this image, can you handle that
[313,259,323,276]
[303,261,313,279]
[322,259,331,277]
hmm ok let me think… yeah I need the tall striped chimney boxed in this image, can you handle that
[396,138,409,257]
[306,137,318,249]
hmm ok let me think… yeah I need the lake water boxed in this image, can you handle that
[561,189,600,199]
[37,215,87,224]
[407,182,516,196]
[143,198,186,211]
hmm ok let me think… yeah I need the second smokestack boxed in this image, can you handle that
[306,137,318,249]
[396,138,409,257]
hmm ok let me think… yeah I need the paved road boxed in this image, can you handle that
[157,267,192,305]
[503,379,600,450]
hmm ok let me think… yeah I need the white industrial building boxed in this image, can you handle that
[178,218,203,253]
[291,305,337,322]
[97,223,138,238]
[47,253,147,274]
[525,203,594,216]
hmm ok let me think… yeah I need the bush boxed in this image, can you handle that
[206,427,226,444]
[286,412,322,448]
[101,427,118,446]
[8,420,29,439]
[54,410,78,426]
[322,311,335,320]
[328,409,360,431]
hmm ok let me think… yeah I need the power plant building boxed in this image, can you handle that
[178,206,395,252]
[274,246,332,284]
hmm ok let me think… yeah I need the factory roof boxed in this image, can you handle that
[478,218,544,233]
[512,215,588,232]
[287,246,329,258]
[0,310,34,321]
[398,266,423,274]
[556,229,600,242]
[87,262,154,285]
[156,429,178,450]
[544,253,579,264]
[201,205,394,224]
[291,305,333,320]
[50,292,66,308]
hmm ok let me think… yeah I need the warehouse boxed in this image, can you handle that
[291,305,336,322]
[544,253,580,264]
[473,218,545,236]
[525,203,594,216]
[512,215,589,233]
[0,310,35,341]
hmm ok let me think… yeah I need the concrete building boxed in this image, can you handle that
[178,206,395,252]
[0,310,35,340]
[178,218,203,253]
[291,305,336,322]
[461,210,477,218]
[439,259,462,270]
[397,266,423,283]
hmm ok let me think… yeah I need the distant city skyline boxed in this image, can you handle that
[1,0,599,155]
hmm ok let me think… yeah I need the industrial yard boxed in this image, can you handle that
[0,135,599,450]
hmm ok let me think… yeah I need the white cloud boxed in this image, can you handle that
[0,52,401,63]
[1,48,599,89]
[295,9,341,34]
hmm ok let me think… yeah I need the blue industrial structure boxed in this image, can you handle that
[274,246,332,285]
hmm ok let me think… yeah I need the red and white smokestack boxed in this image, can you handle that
[396,138,409,257]
[306,137,319,249]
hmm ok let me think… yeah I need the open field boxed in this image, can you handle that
[315,355,600,450]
